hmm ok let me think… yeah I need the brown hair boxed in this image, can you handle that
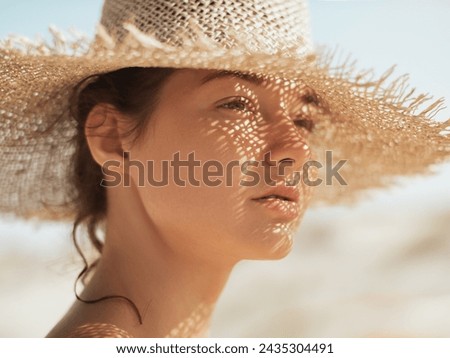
[69,67,176,323]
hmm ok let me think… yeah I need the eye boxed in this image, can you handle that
[303,93,320,106]
[293,117,315,132]
[217,97,254,113]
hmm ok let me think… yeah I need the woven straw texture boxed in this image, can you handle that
[0,0,449,220]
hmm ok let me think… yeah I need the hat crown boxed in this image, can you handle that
[99,0,313,54]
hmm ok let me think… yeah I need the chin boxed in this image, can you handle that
[266,233,295,260]
[244,229,295,261]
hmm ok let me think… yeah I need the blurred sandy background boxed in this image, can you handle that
[1,0,449,337]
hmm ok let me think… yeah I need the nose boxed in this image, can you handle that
[261,111,311,182]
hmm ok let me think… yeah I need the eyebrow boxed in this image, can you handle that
[199,70,266,87]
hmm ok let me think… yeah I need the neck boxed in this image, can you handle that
[79,186,236,338]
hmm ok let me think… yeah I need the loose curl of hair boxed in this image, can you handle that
[68,66,176,324]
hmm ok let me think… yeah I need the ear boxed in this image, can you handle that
[84,103,131,167]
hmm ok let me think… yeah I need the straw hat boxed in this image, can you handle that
[1,0,449,221]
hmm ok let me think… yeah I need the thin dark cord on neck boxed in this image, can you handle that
[71,224,143,325]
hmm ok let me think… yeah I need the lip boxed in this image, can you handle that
[251,185,300,203]
[251,185,301,221]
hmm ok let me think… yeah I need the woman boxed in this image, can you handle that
[1,0,448,337]
[46,66,319,338]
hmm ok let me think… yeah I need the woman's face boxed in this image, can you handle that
[127,69,315,264]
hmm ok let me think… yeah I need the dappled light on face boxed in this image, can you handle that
[193,72,321,258]
[120,68,327,264]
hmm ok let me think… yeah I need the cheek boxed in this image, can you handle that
[127,121,246,234]
[210,117,263,162]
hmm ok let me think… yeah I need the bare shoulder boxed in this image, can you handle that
[48,322,134,338]
[45,303,134,338]
[46,298,136,338]
[67,323,134,338]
